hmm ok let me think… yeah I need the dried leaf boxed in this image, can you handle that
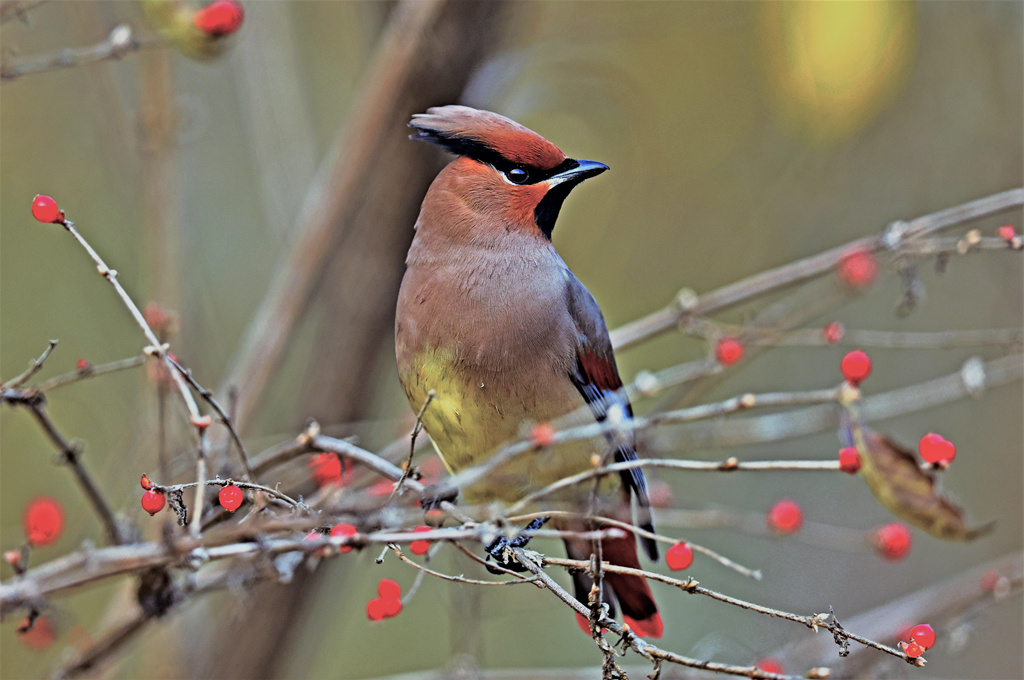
[856,429,994,540]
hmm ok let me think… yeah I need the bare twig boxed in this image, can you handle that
[390,390,435,501]
[3,339,58,388]
[390,544,537,587]
[610,188,1024,351]
[32,354,147,392]
[770,327,1023,350]
[1,24,158,82]
[1,392,124,545]
[165,355,255,483]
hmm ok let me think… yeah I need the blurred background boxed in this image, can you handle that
[1,1,1021,678]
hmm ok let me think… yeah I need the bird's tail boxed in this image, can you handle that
[564,533,663,638]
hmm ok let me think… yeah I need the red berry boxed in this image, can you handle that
[330,522,357,553]
[380,596,402,618]
[409,525,432,556]
[874,522,912,561]
[140,474,154,490]
[822,322,845,344]
[141,490,165,516]
[838,446,862,474]
[530,423,556,448]
[838,246,878,287]
[665,542,694,570]
[309,453,346,487]
[918,433,955,466]
[193,0,244,36]
[76,358,90,370]
[909,623,935,650]
[367,595,402,621]
[998,224,1016,241]
[980,569,1001,592]
[377,578,401,600]
[766,499,803,534]
[18,616,56,650]
[903,641,925,658]
[218,484,244,512]
[23,496,64,546]
[31,195,62,224]
[840,349,872,386]
[715,336,744,365]
[366,597,387,621]
[756,657,784,674]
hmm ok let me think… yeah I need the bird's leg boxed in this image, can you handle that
[485,516,550,573]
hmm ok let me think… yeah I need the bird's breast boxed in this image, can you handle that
[395,245,600,504]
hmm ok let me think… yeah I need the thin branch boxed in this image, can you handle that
[539,554,920,670]
[1,24,159,82]
[512,548,801,679]
[2,393,124,546]
[510,510,762,580]
[390,390,435,501]
[155,478,304,510]
[165,355,255,483]
[610,188,1024,351]
[4,339,58,388]
[33,354,147,392]
[390,544,537,587]
[769,327,1023,350]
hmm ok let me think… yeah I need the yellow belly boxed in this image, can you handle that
[399,346,614,507]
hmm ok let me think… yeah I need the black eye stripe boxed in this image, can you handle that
[410,129,582,185]
[495,158,579,185]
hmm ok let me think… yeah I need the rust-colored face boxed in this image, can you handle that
[410,106,607,241]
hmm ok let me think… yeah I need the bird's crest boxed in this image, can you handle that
[409,105,566,171]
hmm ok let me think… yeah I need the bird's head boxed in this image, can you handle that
[409,105,607,240]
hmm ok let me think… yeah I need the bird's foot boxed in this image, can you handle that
[484,516,550,573]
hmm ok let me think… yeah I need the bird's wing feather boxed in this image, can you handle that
[565,273,658,561]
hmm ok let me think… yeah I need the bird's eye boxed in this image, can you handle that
[506,167,529,184]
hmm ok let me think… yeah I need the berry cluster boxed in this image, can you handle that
[367,579,403,621]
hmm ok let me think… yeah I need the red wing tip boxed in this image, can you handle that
[623,613,663,638]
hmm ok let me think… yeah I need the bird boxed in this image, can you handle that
[395,105,662,638]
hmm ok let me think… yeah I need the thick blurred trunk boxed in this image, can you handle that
[145,2,509,678]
